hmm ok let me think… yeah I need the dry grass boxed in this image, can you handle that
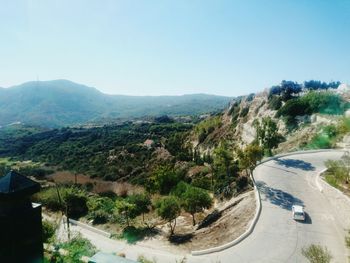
[47,171,143,196]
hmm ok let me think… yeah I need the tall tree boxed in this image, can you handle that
[147,165,181,194]
[128,194,151,223]
[237,144,264,176]
[182,186,212,226]
[115,200,136,227]
[213,141,234,178]
[254,117,283,156]
[156,196,181,236]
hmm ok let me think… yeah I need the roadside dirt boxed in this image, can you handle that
[137,190,256,253]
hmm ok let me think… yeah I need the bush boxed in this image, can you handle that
[33,187,62,211]
[171,181,190,198]
[277,91,347,127]
[236,176,249,191]
[301,244,332,263]
[59,235,96,263]
[239,106,250,118]
[192,176,212,190]
[148,165,184,195]
[305,123,343,150]
[268,96,282,110]
[42,220,56,243]
[34,186,88,219]
[65,190,88,219]
[138,255,156,263]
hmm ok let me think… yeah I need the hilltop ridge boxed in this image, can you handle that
[0,80,232,127]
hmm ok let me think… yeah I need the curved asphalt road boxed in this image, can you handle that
[193,150,348,263]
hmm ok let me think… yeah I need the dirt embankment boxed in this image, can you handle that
[138,190,256,253]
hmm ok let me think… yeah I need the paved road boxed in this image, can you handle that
[66,151,350,263]
[195,150,349,263]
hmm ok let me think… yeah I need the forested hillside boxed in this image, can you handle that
[1,80,349,185]
[0,80,231,127]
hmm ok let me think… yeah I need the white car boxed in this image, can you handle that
[292,205,305,221]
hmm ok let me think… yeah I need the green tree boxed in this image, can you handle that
[254,117,283,156]
[166,132,192,161]
[182,186,212,226]
[148,165,182,194]
[87,196,115,224]
[213,141,234,178]
[156,196,181,236]
[302,244,332,263]
[128,194,152,222]
[115,199,137,227]
[63,187,88,219]
[237,144,263,175]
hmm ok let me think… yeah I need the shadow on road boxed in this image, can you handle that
[275,158,316,171]
[298,212,312,224]
[256,181,304,211]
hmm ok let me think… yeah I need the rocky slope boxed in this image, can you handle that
[191,82,350,155]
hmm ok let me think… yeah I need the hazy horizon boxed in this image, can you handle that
[1,1,349,96]
[0,79,236,97]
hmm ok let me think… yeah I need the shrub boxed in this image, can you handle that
[65,190,88,219]
[346,230,350,248]
[138,255,156,263]
[268,95,282,110]
[277,91,347,127]
[42,220,56,243]
[148,165,183,195]
[239,106,250,118]
[236,176,249,191]
[34,186,88,219]
[171,181,190,198]
[87,196,115,224]
[301,244,332,263]
[192,176,212,190]
[127,194,152,222]
[33,187,62,211]
[59,235,96,263]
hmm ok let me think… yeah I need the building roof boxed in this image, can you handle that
[88,252,137,263]
[0,170,40,198]
[143,139,154,145]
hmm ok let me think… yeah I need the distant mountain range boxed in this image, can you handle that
[0,80,232,127]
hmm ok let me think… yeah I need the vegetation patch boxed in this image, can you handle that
[277,91,347,128]
[301,244,332,263]
[58,236,97,263]
[305,118,350,149]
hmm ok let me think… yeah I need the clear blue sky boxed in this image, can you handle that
[1,0,349,96]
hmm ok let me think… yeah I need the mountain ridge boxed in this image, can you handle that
[0,80,232,127]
